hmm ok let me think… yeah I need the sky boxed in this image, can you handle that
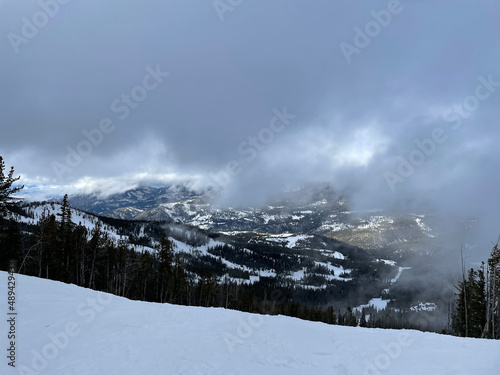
[1,0,500,250]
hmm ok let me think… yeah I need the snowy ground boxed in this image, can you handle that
[354,298,390,312]
[1,272,499,375]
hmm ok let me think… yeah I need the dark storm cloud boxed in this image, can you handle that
[1,0,500,254]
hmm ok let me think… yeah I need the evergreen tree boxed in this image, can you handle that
[39,214,60,279]
[57,194,75,283]
[345,307,357,327]
[453,267,486,337]
[87,222,105,289]
[469,265,486,337]
[0,156,23,270]
[158,234,174,302]
[0,220,22,271]
[338,310,344,325]
[137,250,155,301]
[360,308,367,327]
[72,224,88,287]
[0,156,23,219]
[172,254,188,305]
[324,306,336,325]
[487,243,500,338]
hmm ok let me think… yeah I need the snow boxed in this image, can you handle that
[317,250,346,260]
[357,216,394,230]
[415,217,436,238]
[266,234,312,248]
[317,222,353,232]
[290,268,305,280]
[301,248,346,260]
[289,262,352,284]
[313,261,352,278]
[307,199,328,207]
[15,204,128,243]
[355,298,390,312]
[2,272,500,375]
[377,259,397,266]
[331,251,346,260]
[410,302,438,312]
[391,266,412,283]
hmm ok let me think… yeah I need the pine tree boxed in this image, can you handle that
[138,250,155,301]
[360,308,367,327]
[469,264,486,337]
[57,194,74,283]
[0,220,22,271]
[487,242,500,339]
[87,222,105,289]
[0,157,23,270]
[158,234,174,302]
[324,306,336,324]
[0,156,23,219]
[345,306,357,327]
[338,310,344,325]
[39,214,60,279]
[453,267,486,338]
[172,254,188,305]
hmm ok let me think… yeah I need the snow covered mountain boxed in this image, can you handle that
[67,184,202,215]
[2,271,499,375]
[64,184,444,257]
[12,201,422,313]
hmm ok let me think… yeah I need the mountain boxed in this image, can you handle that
[64,184,443,258]
[12,201,422,312]
[5,271,499,375]
[67,184,203,215]
[11,202,381,293]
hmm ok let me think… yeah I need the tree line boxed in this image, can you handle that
[452,243,500,339]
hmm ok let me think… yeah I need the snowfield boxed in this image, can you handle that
[2,272,499,375]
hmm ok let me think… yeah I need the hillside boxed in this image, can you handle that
[1,272,499,375]
[10,202,398,305]
[65,184,449,257]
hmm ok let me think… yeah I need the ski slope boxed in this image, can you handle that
[1,272,499,375]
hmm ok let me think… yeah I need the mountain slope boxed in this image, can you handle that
[12,202,396,299]
[65,184,443,257]
[2,272,499,375]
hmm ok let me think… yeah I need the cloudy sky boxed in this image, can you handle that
[1,0,500,242]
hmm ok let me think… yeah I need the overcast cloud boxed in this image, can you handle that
[1,0,500,255]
